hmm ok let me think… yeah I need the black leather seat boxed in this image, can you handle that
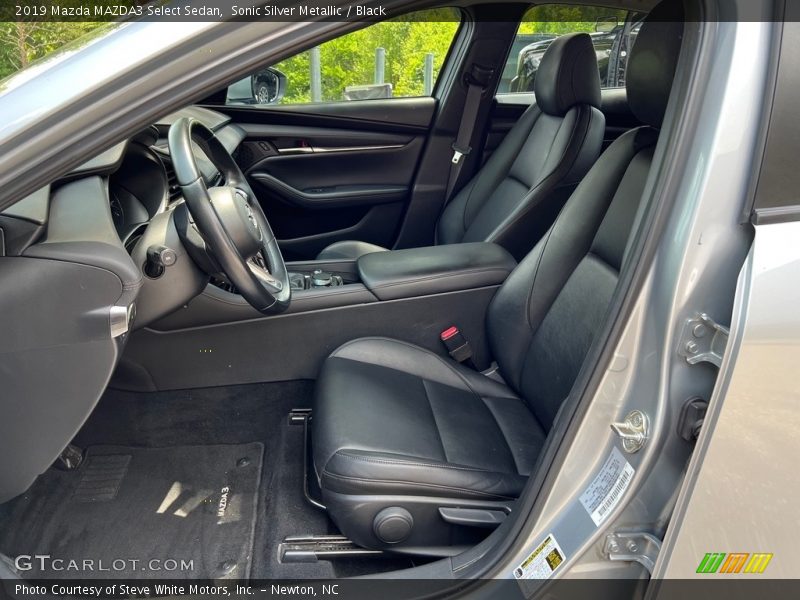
[316,32,605,262]
[312,4,683,555]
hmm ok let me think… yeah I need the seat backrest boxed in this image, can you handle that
[436,32,605,260]
[487,3,684,429]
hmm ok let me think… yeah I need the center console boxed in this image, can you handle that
[287,261,357,291]
[118,243,517,391]
[287,242,516,298]
[289,269,345,290]
[355,242,517,301]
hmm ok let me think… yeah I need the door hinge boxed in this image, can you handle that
[678,313,729,368]
[604,531,662,575]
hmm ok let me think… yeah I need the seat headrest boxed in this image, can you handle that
[534,32,601,117]
[626,1,685,128]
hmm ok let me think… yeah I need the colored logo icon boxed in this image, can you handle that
[696,552,773,574]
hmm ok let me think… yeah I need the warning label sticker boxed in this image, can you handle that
[513,534,565,580]
[579,446,635,526]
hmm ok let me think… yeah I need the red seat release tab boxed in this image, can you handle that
[440,326,459,341]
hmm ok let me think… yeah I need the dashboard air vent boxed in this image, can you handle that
[163,159,183,203]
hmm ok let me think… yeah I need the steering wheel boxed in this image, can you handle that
[168,117,290,314]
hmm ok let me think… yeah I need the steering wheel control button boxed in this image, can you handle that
[373,507,413,544]
[145,245,177,278]
[249,263,284,294]
[209,186,263,257]
[235,189,262,238]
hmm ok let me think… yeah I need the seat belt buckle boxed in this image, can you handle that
[440,326,474,364]
[451,143,471,164]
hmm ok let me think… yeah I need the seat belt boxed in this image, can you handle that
[444,63,495,203]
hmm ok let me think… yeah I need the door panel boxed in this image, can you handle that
[208,98,436,260]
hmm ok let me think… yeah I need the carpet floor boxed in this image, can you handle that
[0,381,415,579]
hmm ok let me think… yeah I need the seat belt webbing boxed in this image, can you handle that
[443,63,494,203]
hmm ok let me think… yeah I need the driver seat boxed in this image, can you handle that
[312,4,683,555]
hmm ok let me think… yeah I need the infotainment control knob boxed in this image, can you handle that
[311,269,333,287]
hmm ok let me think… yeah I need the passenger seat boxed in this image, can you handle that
[311,1,683,554]
[316,32,606,261]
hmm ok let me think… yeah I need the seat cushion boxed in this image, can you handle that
[315,240,388,261]
[313,337,547,501]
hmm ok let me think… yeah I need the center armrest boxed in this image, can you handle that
[357,242,517,301]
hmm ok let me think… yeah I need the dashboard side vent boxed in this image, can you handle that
[163,159,183,203]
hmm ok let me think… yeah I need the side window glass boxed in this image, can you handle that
[499,4,633,94]
[614,20,644,88]
[226,8,460,106]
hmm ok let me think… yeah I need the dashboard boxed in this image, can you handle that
[107,107,246,252]
[0,104,251,355]
[0,106,245,502]
[109,137,172,252]
[0,106,245,258]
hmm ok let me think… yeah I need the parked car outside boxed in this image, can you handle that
[509,18,643,92]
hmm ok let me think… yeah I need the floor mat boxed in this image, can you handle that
[0,443,263,579]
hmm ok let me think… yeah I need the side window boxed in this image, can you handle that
[226,8,460,106]
[499,5,644,94]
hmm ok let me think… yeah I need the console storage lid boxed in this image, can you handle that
[357,242,516,301]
